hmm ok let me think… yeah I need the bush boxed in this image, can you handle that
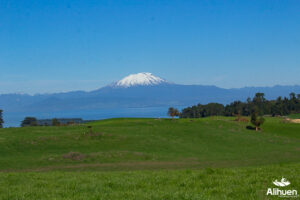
[21,117,37,127]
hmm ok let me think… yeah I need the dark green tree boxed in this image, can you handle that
[168,107,180,119]
[0,109,3,128]
[21,117,37,127]
[288,92,297,111]
[225,101,244,116]
[252,93,266,115]
[250,110,265,131]
[205,103,225,116]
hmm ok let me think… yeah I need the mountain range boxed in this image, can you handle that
[1,72,300,113]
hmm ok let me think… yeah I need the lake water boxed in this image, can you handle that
[3,106,186,127]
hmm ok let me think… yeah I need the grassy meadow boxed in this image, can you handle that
[0,117,299,199]
[1,163,299,200]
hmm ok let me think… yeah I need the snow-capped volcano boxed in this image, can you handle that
[113,72,168,88]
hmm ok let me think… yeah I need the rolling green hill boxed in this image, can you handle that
[0,117,299,199]
[0,117,299,171]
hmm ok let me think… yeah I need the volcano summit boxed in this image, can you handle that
[112,72,168,88]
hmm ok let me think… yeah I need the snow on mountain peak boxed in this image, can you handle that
[114,72,167,88]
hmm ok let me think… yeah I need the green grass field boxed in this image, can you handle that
[289,113,300,119]
[0,117,299,199]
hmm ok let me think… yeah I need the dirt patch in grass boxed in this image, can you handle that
[28,136,58,145]
[285,118,300,124]
[62,152,86,161]
[290,119,300,123]
[87,132,105,137]
[234,117,249,122]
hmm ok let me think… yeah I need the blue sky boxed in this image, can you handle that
[1,0,300,94]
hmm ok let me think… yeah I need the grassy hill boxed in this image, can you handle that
[0,117,299,171]
[0,117,299,199]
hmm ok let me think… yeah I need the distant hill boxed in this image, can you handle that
[1,72,300,113]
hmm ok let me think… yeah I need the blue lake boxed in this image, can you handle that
[3,106,186,127]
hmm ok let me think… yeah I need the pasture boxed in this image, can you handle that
[0,117,299,199]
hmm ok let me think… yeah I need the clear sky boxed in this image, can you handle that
[1,0,300,94]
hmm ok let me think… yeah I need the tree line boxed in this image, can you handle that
[20,117,62,127]
[168,92,300,131]
[0,114,62,128]
[0,109,3,128]
[179,92,300,118]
